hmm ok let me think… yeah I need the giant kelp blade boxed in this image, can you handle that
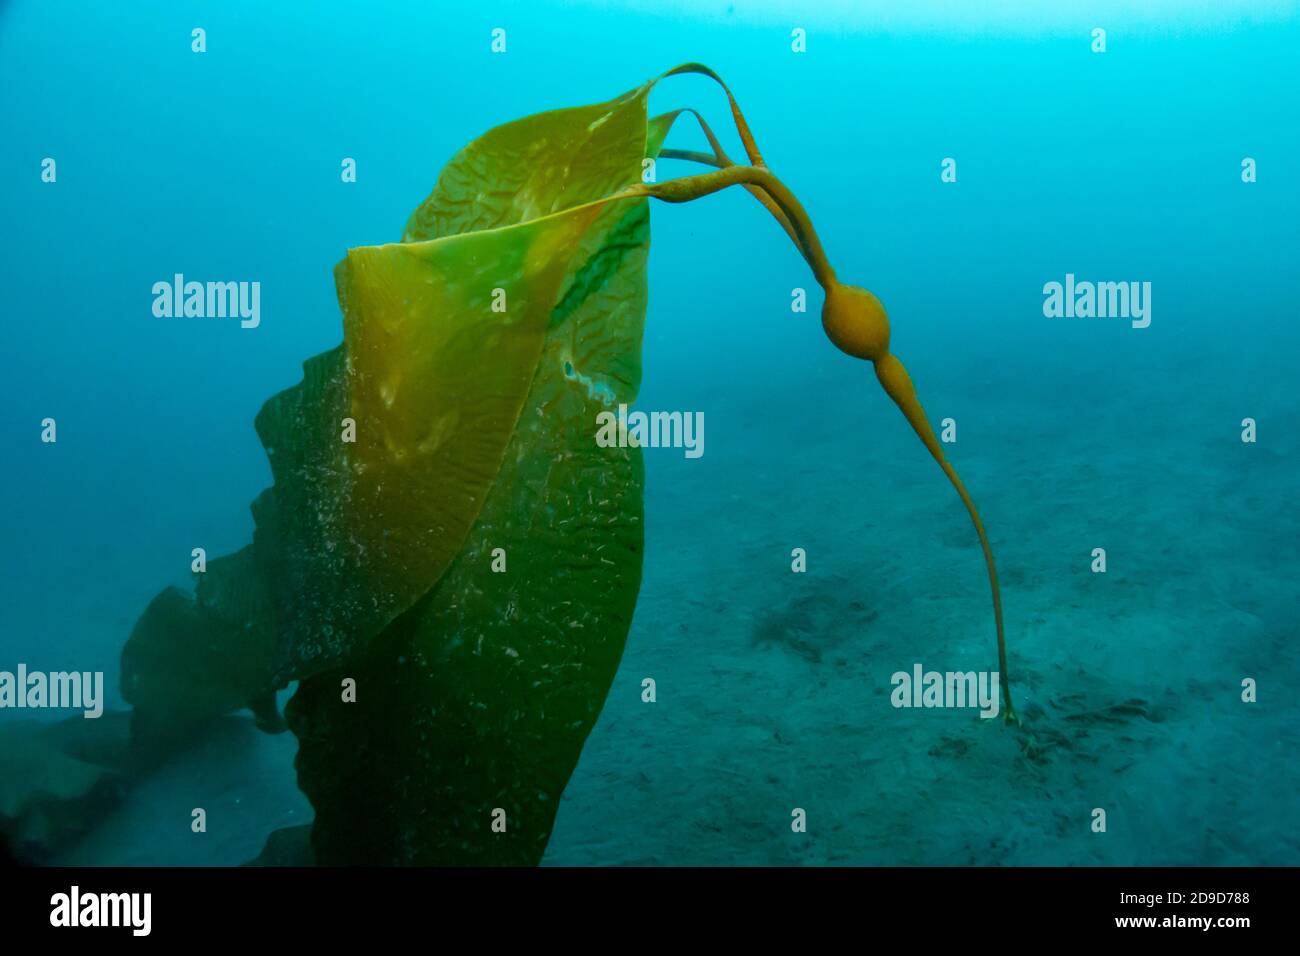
[255,211,597,682]
[404,85,650,241]
[252,86,654,683]
[108,76,659,866]
[281,87,662,863]
[288,193,651,864]
[121,83,655,701]
[122,544,279,754]
[646,110,679,157]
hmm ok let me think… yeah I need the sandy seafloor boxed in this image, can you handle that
[32,318,1300,867]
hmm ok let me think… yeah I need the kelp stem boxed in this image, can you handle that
[616,67,1015,719]
[658,147,725,168]
[659,108,734,166]
[655,108,804,255]
[874,355,1015,722]
[653,68,812,262]
[625,155,1015,718]
[660,63,766,166]
[628,165,835,288]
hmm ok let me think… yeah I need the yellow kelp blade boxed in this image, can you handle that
[257,207,598,683]
[285,107,665,866]
[288,199,650,864]
[404,84,651,241]
[120,78,661,741]
[251,82,657,684]
[115,76,660,864]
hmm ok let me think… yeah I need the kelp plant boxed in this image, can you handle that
[5,64,1013,866]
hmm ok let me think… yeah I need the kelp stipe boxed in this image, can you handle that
[604,64,1017,722]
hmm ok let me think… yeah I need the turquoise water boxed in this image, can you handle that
[1,1,1297,865]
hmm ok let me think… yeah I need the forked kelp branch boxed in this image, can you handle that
[660,62,767,166]
[639,67,1017,721]
[658,147,725,167]
[653,66,827,269]
[654,108,806,260]
[657,108,732,165]
[614,164,836,301]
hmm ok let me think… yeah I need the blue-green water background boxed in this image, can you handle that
[1,1,1297,865]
